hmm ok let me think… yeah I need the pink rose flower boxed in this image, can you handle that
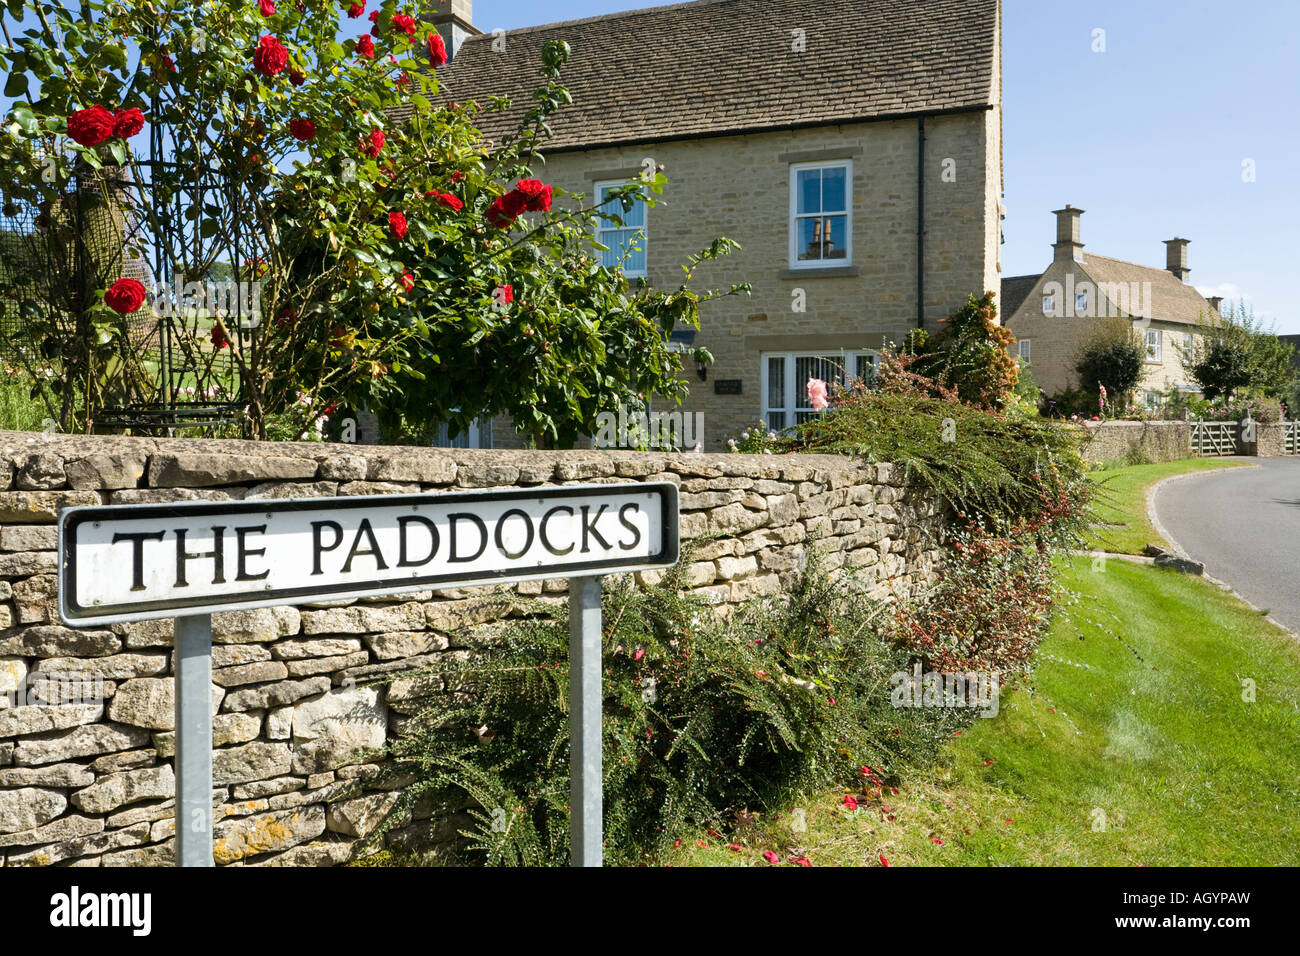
[807,377,829,411]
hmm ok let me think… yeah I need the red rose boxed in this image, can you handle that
[289,67,306,86]
[67,105,116,147]
[210,324,230,349]
[843,795,858,811]
[486,190,527,229]
[104,277,146,315]
[161,53,177,73]
[515,178,552,212]
[112,107,145,139]
[392,13,416,35]
[347,1,364,16]
[257,0,275,16]
[427,32,447,67]
[450,170,465,183]
[428,191,462,212]
[388,210,408,239]
[356,34,375,59]
[252,35,289,76]
[398,272,414,291]
[496,283,513,304]
[359,129,385,157]
[289,118,316,141]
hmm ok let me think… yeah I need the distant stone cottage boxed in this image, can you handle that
[1001,204,1224,404]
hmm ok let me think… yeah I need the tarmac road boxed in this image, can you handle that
[1152,457,1300,633]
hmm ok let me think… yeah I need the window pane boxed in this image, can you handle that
[767,411,787,431]
[795,215,848,262]
[796,168,821,214]
[821,165,847,213]
[767,356,785,409]
[621,195,646,228]
[822,215,847,259]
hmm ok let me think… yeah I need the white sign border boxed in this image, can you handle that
[58,481,680,627]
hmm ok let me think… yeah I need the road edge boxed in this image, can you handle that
[1147,461,1297,639]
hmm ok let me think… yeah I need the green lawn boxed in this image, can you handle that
[667,556,1300,867]
[1084,458,1250,555]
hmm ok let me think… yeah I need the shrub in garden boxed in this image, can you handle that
[909,292,1018,409]
[1073,317,1144,404]
[890,522,1057,675]
[382,553,970,865]
[775,389,1091,548]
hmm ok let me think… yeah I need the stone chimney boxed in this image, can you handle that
[1052,205,1084,263]
[429,0,476,60]
[1207,295,1223,314]
[1164,238,1191,283]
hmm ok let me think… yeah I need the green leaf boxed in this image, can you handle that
[11,105,37,134]
[3,70,27,99]
[108,140,126,165]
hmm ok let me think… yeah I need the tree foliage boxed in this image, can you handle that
[1073,316,1144,400]
[1185,302,1295,402]
[907,292,1018,410]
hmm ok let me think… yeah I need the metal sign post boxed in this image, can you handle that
[174,614,213,867]
[568,576,603,867]
[56,482,679,867]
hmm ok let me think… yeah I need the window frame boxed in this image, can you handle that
[1017,338,1031,362]
[760,350,877,431]
[1041,294,1056,316]
[787,159,853,270]
[593,179,649,279]
[433,414,493,449]
[1145,328,1163,363]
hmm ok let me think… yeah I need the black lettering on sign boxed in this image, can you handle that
[494,509,535,560]
[311,520,343,575]
[341,518,388,573]
[397,515,439,567]
[111,531,165,591]
[540,506,574,556]
[235,525,270,581]
[618,503,642,549]
[447,513,488,563]
[175,526,226,588]
[580,504,611,554]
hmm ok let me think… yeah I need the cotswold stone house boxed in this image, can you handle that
[1001,205,1223,404]
[434,0,1005,450]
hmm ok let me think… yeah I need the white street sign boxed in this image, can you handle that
[58,483,679,626]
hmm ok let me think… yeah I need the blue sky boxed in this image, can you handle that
[464,0,1300,332]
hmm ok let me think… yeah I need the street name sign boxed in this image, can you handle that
[56,482,681,867]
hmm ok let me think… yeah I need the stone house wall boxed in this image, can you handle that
[0,432,948,866]
[486,104,1001,452]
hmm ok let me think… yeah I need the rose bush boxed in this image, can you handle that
[1,1,744,439]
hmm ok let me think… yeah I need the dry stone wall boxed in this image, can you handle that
[0,431,948,866]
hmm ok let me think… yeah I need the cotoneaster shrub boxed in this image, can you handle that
[380,550,972,866]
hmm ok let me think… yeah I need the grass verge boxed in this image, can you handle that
[665,556,1300,867]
